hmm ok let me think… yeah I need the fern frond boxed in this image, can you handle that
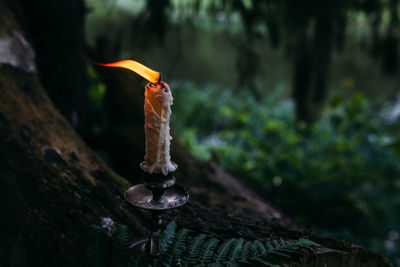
[81,221,320,267]
[110,224,132,267]
[227,238,244,263]
[116,225,132,246]
[256,237,320,264]
[290,238,320,248]
[214,238,236,263]
[264,241,290,258]
[248,239,267,259]
[199,237,219,264]
[160,221,177,254]
[185,233,209,266]
[165,228,191,266]
[239,240,251,260]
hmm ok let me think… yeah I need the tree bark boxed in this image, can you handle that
[16,0,91,138]
[0,1,393,266]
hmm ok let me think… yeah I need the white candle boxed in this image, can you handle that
[140,81,177,175]
[96,60,177,175]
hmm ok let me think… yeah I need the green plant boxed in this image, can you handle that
[80,221,319,267]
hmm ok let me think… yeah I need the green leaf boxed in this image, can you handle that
[160,221,177,254]
[227,238,244,262]
[166,228,191,265]
[214,238,237,262]
[199,237,219,264]
[185,233,209,265]
[239,241,252,260]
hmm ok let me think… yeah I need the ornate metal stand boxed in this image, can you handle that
[124,173,189,257]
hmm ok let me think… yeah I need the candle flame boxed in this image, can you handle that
[96,60,161,84]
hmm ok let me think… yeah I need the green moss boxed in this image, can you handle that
[93,168,130,195]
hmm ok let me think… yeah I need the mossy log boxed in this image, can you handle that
[0,0,393,266]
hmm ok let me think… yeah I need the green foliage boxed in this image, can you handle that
[227,238,244,263]
[160,220,177,254]
[86,64,109,139]
[170,81,400,263]
[185,233,209,265]
[214,238,237,263]
[88,65,107,105]
[161,228,191,265]
[77,221,318,267]
[199,237,219,264]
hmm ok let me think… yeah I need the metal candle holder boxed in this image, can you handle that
[124,172,189,257]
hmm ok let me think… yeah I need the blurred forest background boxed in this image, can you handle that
[84,0,400,264]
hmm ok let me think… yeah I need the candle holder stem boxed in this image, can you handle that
[148,211,162,257]
[125,173,189,258]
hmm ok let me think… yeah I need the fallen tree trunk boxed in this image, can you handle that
[0,1,393,266]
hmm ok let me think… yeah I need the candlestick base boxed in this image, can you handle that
[125,184,188,210]
[124,173,189,257]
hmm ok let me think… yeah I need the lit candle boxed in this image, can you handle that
[141,81,177,175]
[97,60,177,175]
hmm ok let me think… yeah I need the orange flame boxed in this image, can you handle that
[97,60,161,84]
